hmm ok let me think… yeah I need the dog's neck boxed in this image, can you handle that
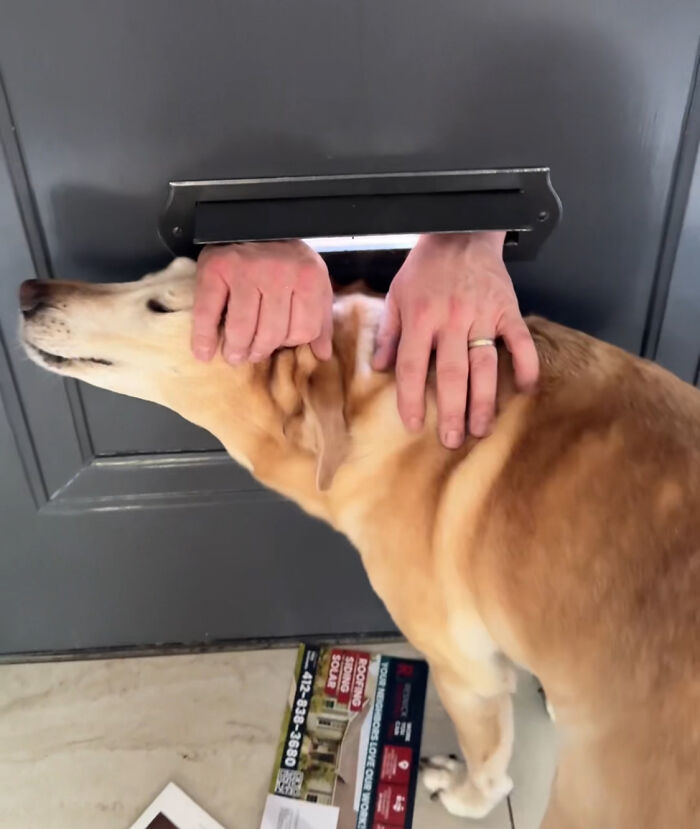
[164,296,423,519]
[171,295,520,528]
[162,297,527,644]
[222,296,404,521]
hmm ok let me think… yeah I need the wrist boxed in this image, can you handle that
[416,231,505,255]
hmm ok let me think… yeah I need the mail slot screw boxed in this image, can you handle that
[537,211,549,222]
[172,225,183,237]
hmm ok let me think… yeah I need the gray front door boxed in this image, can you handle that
[1,1,698,658]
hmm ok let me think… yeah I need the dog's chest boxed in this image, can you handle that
[337,517,447,650]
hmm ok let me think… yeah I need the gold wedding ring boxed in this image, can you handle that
[467,338,496,350]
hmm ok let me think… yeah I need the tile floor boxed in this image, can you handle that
[0,643,558,829]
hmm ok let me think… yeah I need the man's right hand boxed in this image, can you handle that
[191,240,334,364]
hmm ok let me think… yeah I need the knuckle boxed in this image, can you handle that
[253,335,276,351]
[470,399,495,419]
[192,309,220,331]
[440,414,466,431]
[191,332,213,348]
[502,316,528,337]
[514,330,534,349]
[253,332,281,352]
[500,309,527,330]
[295,263,322,291]
[470,381,496,410]
[201,250,235,280]
[471,301,495,322]
[376,330,399,348]
[196,247,217,272]
[195,292,223,314]
[298,317,321,341]
[436,364,467,385]
[224,315,249,336]
[396,359,424,382]
[192,304,212,323]
[310,322,324,342]
[256,269,278,291]
[469,348,497,369]
[447,296,470,326]
[410,296,435,328]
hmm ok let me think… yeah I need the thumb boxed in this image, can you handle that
[372,292,401,371]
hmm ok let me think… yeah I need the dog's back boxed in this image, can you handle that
[480,319,700,827]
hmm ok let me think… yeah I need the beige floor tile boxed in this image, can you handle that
[0,645,557,829]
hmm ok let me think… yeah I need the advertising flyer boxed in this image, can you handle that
[260,645,429,829]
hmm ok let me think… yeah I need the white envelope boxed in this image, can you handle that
[129,782,227,829]
[259,793,339,829]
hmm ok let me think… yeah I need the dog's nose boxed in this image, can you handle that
[19,280,50,319]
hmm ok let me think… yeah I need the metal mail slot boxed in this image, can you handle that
[159,168,562,263]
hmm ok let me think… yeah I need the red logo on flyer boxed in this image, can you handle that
[350,653,370,712]
[325,649,344,697]
[374,782,409,827]
[380,745,413,785]
[337,652,356,705]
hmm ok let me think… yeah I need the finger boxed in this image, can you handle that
[395,326,433,432]
[372,292,401,370]
[249,289,292,361]
[222,279,261,363]
[500,314,539,393]
[285,292,323,347]
[191,264,229,361]
[310,299,333,361]
[436,328,470,448]
[467,328,498,438]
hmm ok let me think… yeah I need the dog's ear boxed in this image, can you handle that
[282,348,349,491]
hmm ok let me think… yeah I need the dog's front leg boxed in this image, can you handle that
[422,659,515,819]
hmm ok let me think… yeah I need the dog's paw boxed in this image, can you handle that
[420,754,464,798]
[420,754,512,819]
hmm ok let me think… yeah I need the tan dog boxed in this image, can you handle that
[19,258,700,828]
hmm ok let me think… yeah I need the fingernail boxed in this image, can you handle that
[249,351,263,362]
[224,350,244,364]
[470,421,490,438]
[407,417,423,432]
[443,430,463,449]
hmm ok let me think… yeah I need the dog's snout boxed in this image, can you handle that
[19,280,51,319]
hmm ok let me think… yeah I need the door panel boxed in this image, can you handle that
[1,0,699,657]
[0,108,393,656]
[83,392,222,456]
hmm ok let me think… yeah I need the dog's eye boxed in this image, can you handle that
[147,299,174,314]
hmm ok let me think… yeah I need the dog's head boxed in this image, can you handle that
[19,258,392,497]
[20,257,200,388]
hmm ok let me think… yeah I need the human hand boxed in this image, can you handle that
[192,240,333,364]
[372,232,539,447]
